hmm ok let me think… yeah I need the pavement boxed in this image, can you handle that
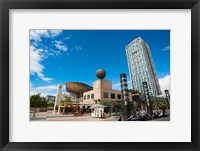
[30,110,120,121]
[151,116,170,121]
[47,115,120,121]
[30,112,47,121]
[30,110,170,121]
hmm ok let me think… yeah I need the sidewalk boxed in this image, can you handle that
[30,110,120,121]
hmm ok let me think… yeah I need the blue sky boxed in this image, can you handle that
[30,30,170,96]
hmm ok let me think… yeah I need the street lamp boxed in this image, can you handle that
[120,73,131,120]
[142,82,153,119]
[164,89,170,109]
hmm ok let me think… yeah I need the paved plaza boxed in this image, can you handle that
[30,110,170,121]
[30,110,120,121]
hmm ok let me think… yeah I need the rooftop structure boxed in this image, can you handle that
[82,69,133,106]
[66,82,93,98]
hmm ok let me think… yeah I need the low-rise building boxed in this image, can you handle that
[46,95,56,103]
[83,79,133,106]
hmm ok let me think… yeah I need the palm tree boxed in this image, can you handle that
[157,101,167,113]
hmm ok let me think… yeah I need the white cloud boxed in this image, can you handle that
[30,30,65,82]
[30,46,53,81]
[112,80,132,90]
[30,30,64,82]
[75,45,82,50]
[30,46,44,74]
[49,30,63,37]
[35,85,58,92]
[30,30,63,42]
[37,73,53,82]
[30,85,57,96]
[56,51,61,54]
[159,75,171,95]
[30,30,49,42]
[113,80,131,87]
[48,49,61,57]
[111,75,170,96]
[112,83,121,87]
[62,84,66,91]
[64,35,72,40]
[161,45,170,51]
[30,84,66,96]
[54,40,68,51]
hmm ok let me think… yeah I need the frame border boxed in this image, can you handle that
[0,0,199,151]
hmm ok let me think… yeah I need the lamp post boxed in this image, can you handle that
[164,89,170,109]
[120,73,131,120]
[142,82,153,119]
[33,93,41,117]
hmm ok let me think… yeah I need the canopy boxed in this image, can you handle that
[91,104,108,108]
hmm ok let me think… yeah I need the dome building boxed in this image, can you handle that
[82,69,133,106]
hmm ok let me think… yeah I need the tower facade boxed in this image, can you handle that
[125,37,161,96]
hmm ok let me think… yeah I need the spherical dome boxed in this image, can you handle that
[96,68,106,79]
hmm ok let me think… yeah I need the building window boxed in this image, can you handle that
[87,94,90,100]
[103,92,109,98]
[117,94,121,99]
[111,93,115,99]
[91,93,94,99]
[132,51,137,55]
[84,95,86,100]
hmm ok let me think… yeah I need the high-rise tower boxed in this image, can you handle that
[125,37,161,96]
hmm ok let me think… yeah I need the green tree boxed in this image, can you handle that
[157,101,167,112]
[65,99,72,103]
[47,102,54,107]
[128,89,139,94]
[94,99,101,104]
[30,94,48,107]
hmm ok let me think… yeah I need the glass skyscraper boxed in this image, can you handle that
[125,37,161,96]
